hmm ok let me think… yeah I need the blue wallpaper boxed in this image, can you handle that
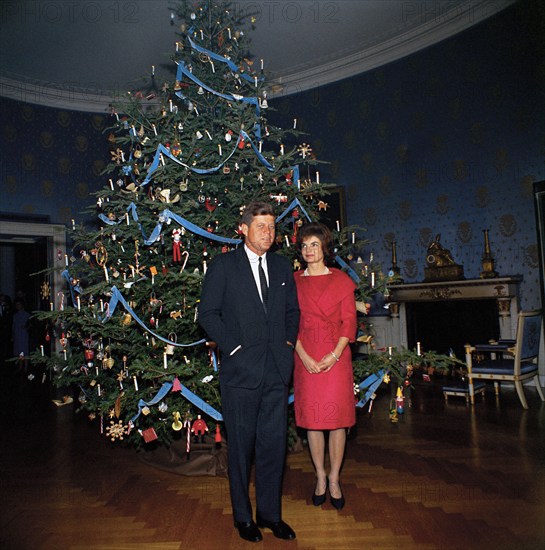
[270,0,545,309]
[0,99,109,224]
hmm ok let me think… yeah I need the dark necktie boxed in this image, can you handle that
[258,257,269,313]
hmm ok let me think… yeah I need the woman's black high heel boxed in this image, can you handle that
[329,480,345,510]
[312,478,327,506]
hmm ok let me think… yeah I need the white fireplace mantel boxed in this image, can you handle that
[388,276,522,306]
[388,276,521,348]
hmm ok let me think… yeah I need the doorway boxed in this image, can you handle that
[0,220,67,361]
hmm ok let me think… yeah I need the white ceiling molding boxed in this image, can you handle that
[0,75,117,113]
[0,74,164,114]
[266,0,517,97]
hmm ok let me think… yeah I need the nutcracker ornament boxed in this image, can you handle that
[172,228,182,264]
[395,387,405,414]
[191,414,209,443]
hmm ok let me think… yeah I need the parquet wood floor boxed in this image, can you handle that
[1,367,544,549]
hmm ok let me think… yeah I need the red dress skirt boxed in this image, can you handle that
[293,268,357,430]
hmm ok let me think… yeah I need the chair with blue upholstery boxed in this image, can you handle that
[464,310,545,409]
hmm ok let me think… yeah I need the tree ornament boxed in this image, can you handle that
[285,171,293,185]
[205,197,217,212]
[191,414,209,443]
[106,420,129,441]
[172,228,182,263]
[172,411,183,431]
[141,427,158,443]
[121,313,132,326]
[395,387,405,413]
[110,148,124,164]
[40,280,51,300]
[103,349,114,369]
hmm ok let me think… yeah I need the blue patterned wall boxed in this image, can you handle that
[1,98,109,225]
[270,0,544,310]
[0,2,543,309]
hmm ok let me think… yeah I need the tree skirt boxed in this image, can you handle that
[138,434,228,477]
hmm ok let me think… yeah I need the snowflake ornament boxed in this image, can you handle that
[297,143,312,159]
[106,420,130,441]
[40,281,51,300]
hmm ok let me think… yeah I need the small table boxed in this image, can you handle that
[443,381,485,403]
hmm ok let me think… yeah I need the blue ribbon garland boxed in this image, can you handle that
[187,36,263,86]
[130,379,223,424]
[174,59,262,141]
[99,203,242,246]
[335,255,361,284]
[104,286,206,348]
[137,130,277,189]
[356,370,386,408]
[276,197,312,223]
[175,59,260,112]
[61,269,82,307]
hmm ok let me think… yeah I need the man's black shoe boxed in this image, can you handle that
[256,517,296,540]
[234,520,263,542]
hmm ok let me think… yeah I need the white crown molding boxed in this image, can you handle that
[0,75,118,113]
[267,0,517,97]
[0,0,516,111]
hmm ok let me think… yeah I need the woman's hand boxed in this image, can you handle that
[295,340,322,374]
[302,355,322,374]
[318,353,337,373]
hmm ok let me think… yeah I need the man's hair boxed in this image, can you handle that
[240,201,275,226]
[296,222,335,267]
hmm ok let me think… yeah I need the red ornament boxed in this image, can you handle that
[285,171,293,185]
[205,197,217,212]
[172,228,182,263]
[142,427,158,443]
[191,415,209,442]
[238,138,245,149]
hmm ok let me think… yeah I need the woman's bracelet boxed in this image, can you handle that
[330,351,340,362]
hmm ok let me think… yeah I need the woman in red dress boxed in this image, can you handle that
[293,223,357,510]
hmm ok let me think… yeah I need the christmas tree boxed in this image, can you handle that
[32,0,400,448]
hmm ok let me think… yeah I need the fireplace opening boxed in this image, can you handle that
[406,299,500,359]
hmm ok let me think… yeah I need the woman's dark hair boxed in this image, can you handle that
[296,222,335,267]
[240,201,275,226]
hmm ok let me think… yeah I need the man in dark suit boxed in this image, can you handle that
[199,201,300,543]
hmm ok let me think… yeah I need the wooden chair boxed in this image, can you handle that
[464,310,545,409]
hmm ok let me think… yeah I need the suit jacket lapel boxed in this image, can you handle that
[235,247,264,314]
